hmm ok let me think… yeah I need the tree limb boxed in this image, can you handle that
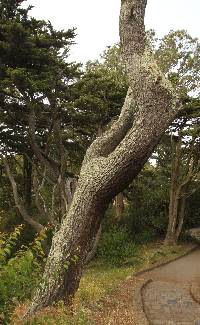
[83,87,135,164]
[3,157,44,233]
[28,107,60,174]
[90,0,182,196]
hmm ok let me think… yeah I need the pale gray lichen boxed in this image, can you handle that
[141,48,176,95]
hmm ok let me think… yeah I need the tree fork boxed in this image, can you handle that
[24,0,181,318]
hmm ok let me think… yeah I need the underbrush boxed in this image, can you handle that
[77,241,188,306]
[16,305,95,325]
[0,250,41,324]
[11,241,190,325]
[0,227,45,324]
[0,224,191,325]
[96,226,138,265]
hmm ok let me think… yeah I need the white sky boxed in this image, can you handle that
[26,0,200,63]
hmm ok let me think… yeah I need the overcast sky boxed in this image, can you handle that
[26,0,200,63]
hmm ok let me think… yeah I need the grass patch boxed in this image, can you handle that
[76,242,190,306]
[11,241,192,325]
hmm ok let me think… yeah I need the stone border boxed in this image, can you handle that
[132,277,152,324]
[190,284,200,305]
[131,244,199,324]
[134,244,199,277]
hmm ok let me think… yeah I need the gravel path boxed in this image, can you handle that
[143,248,200,325]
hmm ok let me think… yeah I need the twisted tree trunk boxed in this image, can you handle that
[24,0,181,317]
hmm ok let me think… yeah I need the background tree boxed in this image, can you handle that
[164,111,200,245]
[154,30,200,244]
[0,0,81,234]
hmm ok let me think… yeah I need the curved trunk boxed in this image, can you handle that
[26,182,104,314]
[3,157,44,233]
[24,0,181,318]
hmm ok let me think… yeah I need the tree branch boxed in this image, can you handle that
[93,0,182,195]
[83,87,135,164]
[3,157,44,233]
[28,107,60,174]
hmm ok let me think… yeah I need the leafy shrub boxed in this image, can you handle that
[124,201,167,243]
[96,226,137,265]
[0,224,24,267]
[0,250,41,324]
[133,229,158,244]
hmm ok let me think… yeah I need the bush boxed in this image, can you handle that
[96,226,137,265]
[0,225,24,266]
[124,202,167,243]
[0,250,41,324]
[133,229,158,244]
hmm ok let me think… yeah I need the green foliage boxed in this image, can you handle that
[96,226,137,265]
[0,0,82,235]
[134,228,158,244]
[125,164,169,241]
[29,229,48,262]
[0,250,41,324]
[0,0,79,160]
[154,30,200,96]
[73,43,128,144]
[0,224,24,266]
[185,189,200,229]
[0,227,49,324]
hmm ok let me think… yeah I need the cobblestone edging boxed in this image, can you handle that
[132,244,199,325]
[190,284,200,305]
[134,244,199,278]
[132,276,152,324]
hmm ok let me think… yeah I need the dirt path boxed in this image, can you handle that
[143,248,200,325]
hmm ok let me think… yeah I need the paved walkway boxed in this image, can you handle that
[143,248,200,325]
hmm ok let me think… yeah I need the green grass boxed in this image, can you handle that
[76,242,189,305]
[11,241,191,325]
[77,261,136,304]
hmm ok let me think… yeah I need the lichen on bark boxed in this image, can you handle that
[24,0,182,318]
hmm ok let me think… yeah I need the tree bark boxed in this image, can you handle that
[23,154,33,213]
[175,196,186,240]
[24,0,181,317]
[115,192,125,221]
[165,191,186,245]
[165,194,179,245]
[165,141,181,245]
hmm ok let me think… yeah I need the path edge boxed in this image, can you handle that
[190,284,200,305]
[132,277,152,324]
[134,243,199,278]
[132,243,199,324]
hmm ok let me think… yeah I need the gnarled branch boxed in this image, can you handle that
[83,87,135,164]
[3,157,44,233]
[28,107,60,174]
